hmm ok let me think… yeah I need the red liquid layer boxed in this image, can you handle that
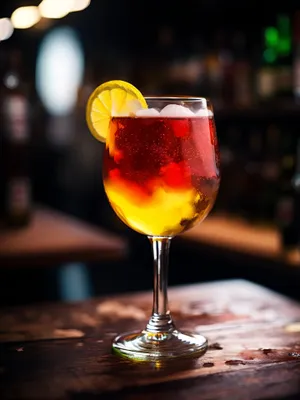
[103,116,220,236]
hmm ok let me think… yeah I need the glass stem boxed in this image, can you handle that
[146,236,175,334]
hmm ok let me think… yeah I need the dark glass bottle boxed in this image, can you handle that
[0,50,32,228]
[260,124,281,222]
[243,127,264,222]
[275,134,300,250]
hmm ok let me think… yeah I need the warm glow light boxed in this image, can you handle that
[11,6,41,29]
[36,26,84,116]
[0,18,14,41]
[71,0,91,12]
[39,0,74,19]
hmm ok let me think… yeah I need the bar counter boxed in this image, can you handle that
[1,279,300,399]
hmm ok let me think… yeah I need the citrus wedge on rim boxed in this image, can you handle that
[86,80,148,143]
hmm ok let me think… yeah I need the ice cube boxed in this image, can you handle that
[135,108,160,117]
[159,104,194,117]
[195,109,214,117]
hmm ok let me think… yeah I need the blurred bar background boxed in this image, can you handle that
[0,0,300,306]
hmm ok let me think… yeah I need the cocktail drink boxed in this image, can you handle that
[104,111,219,236]
[86,82,220,361]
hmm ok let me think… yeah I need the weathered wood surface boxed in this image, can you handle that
[1,279,300,400]
[0,207,128,267]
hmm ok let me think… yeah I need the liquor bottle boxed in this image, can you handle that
[243,127,264,221]
[232,31,252,108]
[256,35,277,102]
[260,124,281,222]
[275,134,300,250]
[276,14,293,101]
[293,11,300,103]
[0,50,32,228]
[219,32,234,106]
[220,126,245,216]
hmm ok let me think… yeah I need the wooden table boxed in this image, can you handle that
[0,207,128,267]
[1,279,300,400]
[180,213,300,267]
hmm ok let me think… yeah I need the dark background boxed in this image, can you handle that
[1,0,300,306]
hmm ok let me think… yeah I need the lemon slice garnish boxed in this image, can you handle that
[86,80,148,143]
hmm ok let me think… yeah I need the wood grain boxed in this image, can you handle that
[0,207,128,267]
[1,280,300,399]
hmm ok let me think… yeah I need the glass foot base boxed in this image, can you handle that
[112,329,208,361]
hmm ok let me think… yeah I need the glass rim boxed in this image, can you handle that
[144,96,209,103]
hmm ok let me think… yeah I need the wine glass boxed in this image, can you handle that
[103,97,220,360]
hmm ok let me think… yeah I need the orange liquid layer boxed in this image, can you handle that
[103,116,220,236]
